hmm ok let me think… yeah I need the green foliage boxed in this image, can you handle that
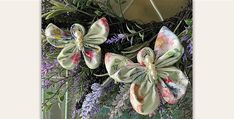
[94,10,103,16]
[59,95,64,102]
[46,91,54,95]
[42,0,77,20]
[121,40,151,59]
[185,19,192,26]
[44,102,53,112]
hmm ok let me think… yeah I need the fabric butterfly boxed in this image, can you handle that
[45,17,109,70]
[104,26,189,115]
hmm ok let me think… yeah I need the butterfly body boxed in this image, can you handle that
[74,31,84,51]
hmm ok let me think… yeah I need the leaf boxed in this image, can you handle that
[188,29,192,36]
[124,53,136,59]
[95,10,103,16]
[126,24,136,34]
[46,91,54,95]
[134,23,143,30]
[73,0,78,5]
[64,0,73,4]
[130,36,134,45]
[42,12,52,18]
[59,95,65,102]
[58,102,62,110]
[178,30,187,39]
[45,102,53,112]
[86,0,92,6]
[138,32,144,41]
[45,9,69,20]
[50,0,66,8]
[51,6,59,10]
[73,0,88,9]
[185,19,193,26]
[121,40,149,54]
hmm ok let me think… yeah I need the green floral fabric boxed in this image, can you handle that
[45,17,109,70]
[105,26,188,115]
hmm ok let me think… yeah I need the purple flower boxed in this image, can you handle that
[41,58,59,77]
[41,62,54,76]
[181,34,191,42]
[81,83,103,119]
[181,31,193,62]
[187,43,193,55]
[105,34,126,44]
[182,53,187,62]
[49,46,56,53]
[42,80,52,89]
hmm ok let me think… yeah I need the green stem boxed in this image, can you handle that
[42,87,45,119]
[46,68,64,80]
[64,4,95,17]
[101,77,113,87]
[64,70,69,119]
[93,73,109,77]
[173,20,183,33]
[126,28,152,37]
[76,9,95,17]
[43,80,66,104]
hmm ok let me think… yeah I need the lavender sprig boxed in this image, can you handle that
[180,29,193,63]
[109,84,131,119]
[41,59,59,77]
[42,80,52,89]
[187,43,193,55]
[105,34,126,44]
[81,83,103,119]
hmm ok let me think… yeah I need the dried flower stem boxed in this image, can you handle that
[101,77,113,87]
[149,0,164,21]
[93,73,109,77]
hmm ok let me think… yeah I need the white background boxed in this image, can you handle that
[0,0,234,118]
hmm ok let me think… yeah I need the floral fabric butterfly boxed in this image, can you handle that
[45,17,109,70]
[105,26,188,115]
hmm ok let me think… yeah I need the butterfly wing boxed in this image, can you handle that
[105,53,146,83]
[57,42,81,70]
[82,44,102,69]
[105,53,161,115]
[81,17,109,69]
[154,26,184,68]
[70,23,85,39]
[83,17,109,45]
[130,74,160,115]
[137,47,155,66]
[157,67,189,104]
[45,23,72,48]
